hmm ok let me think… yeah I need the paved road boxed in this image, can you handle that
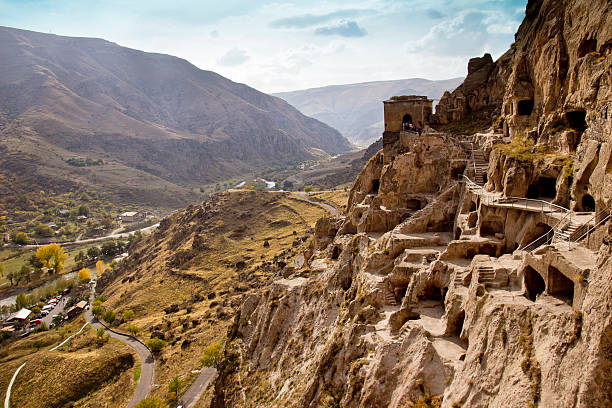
[85,284,155,408]
[24,223,159,248]
[178,367,217,408]
[4,362,26,408]
[295,192,339,217]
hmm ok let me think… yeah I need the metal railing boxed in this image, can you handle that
[573,209,611,247]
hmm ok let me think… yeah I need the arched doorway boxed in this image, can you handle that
[582,194,595,212]
[402,114,413,130]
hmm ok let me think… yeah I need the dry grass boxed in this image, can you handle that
[309,190,349,213]
[0,318,137,407]
[97,190,327,401]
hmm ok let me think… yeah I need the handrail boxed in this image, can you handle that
[574,210,611,244]
[572,207,610,240]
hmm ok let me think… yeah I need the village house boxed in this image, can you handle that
[66,300,88,318]
[120,211,144,223]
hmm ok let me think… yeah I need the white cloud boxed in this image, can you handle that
[217,48,250,66]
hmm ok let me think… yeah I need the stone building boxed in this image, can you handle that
[383,95,433,132]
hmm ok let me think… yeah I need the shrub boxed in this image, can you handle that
[201,342,223,367]
[92,305,105,317]
[96,327,105,338]
[102,310,116,323]
[127,324,140,336]
[123,309,134,321]
[146,337,166,353]
[10,231,28,245]
[168,376,183,397]
[134,397,165,408]
[32,339,46,350]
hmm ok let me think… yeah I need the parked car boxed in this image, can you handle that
[29,319,42,326]
[41,310,49,316]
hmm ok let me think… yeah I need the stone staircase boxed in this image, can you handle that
[472,149,488,185]
[553,220,581,244]
[454,271,469,286]
[477,265,496,286]
[377,281,398,306]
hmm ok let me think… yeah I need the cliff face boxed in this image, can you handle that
[208,1,612,407]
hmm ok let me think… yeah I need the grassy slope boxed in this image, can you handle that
[97,190,326,401]
[0,316,137,407]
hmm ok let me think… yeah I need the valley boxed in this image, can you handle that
[1,0,612,407]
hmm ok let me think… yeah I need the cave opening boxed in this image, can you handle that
[469,200,477,212]
[548,266,574,306]
[371,179,380,194]
[450,310,465,338]
[581,194,596,212]
[454,228,462,240]
[418,284,443,302]
[577,38,597,58]
[527,177,557,199]
[480,219,504,237]
[406,199,422,211]
[524,266,545,301]
[394,283,409,303]
[527,184,539,199]
[517,99,534,116]
[566,110,587,132]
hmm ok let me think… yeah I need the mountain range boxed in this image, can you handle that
[274,78,463,146]
[0,26,351,209]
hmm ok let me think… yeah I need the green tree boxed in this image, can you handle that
[34,223,54,237]
[146,337,166,354]
[10,231,28,245]
[28,254,43,269]
[74,251,87,268]
[168,376,183,398]
[201,342,223,367]
[102,310,116,324]
[87,246,101,259]
[92,305,105,317]
[134,397,165,408]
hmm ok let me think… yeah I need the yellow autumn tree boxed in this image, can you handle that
[36,243,68,274]
[78,268,90,283]
[95,260,110,278]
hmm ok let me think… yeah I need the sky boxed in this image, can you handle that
[0,0,527,93]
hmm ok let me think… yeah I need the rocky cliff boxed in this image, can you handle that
[208,0,612,407]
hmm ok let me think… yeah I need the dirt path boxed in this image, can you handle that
[178,367,217,408]
[294,192,339,216]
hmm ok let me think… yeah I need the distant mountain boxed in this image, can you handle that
[0,26,350,209]
[274,78,463,146]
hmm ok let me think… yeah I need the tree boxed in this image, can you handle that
[15,293,28,309]
[87,246,101,259]
[134,397,165,408]
[127,324,140,336]
[92,305,105,317]
[6,271,14,286]
[34,223,54,237]
[201,342,223,367]
[283,180,294,190]
[96,260,109,278]
[168,376,183,398]
[146,337,166,353]
[36,243,67,274]
[10,231,28,245]
[77,204,90,216]
[74,251,87,269]
[28,254,43,269]
[102,310,116,324]
[303,185,314,192]
[101,241,120,257]
[123,309,134,321]
[78,268,90,283]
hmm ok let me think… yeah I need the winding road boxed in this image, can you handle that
[295,192,339,216]
[177,367,217,408]
[23,223,159,248]
[85,284,155,408]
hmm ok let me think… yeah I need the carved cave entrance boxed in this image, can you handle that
[548,266,574,306]
[566,110,587,132]
[581,194,595,212]
[371,179,380,194]
[480,218,504,237]
[526,177,557,199]
[524,266,545,301]
[517,99,534,116]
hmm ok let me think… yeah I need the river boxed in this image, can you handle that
[0,271,77,307]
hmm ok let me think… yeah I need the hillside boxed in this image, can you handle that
[274,78,462,146]
[0,26,351,210]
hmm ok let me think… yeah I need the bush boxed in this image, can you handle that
[201,342,223,367]
[34,223,54,237]
[146,337,166,353]
[123,309,134,321]
[102,310,116,323]
[32,339,46,350]
[304,185,314,192]
[87,246,101,259]
[92,305,105,317]
[127,324,140,336]
[134,397,165,408]
[10,231,28,245]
